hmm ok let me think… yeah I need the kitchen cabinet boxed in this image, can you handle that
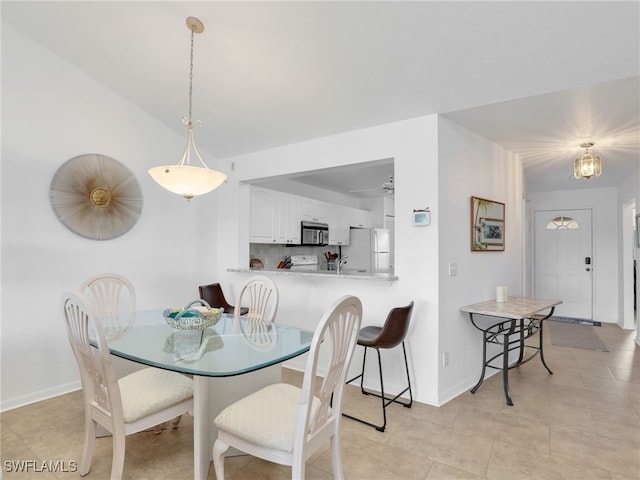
[250,187,277,243]
[300,197,328,223]
[273,194,287,244]
[251,187,376,245]
[349,208,373,229]
[281,193,301,245]
[250,187,300,244]
[327,204,350,245]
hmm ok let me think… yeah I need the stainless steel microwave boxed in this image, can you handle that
[300,221,329,246]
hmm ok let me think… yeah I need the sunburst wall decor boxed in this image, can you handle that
[49,153,143,240]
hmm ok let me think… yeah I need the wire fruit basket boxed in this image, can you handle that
[163,300,223,330]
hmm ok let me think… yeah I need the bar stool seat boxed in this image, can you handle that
[198,283,248,316]
[342,301,414,432]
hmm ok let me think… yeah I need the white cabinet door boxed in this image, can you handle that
[301,198,328,223]
[251,189,302,245]
[285,195,301,244]
[300,197,315,222]
[273,193,288,244]
[276,192,301,245]
[327,204,350,246]
[250,187,276,243]
[314,201,328,224]
[349,208,373,228]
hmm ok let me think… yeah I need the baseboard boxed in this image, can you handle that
[437,369,503,407]
[282,357,307,374]
[1,381,81,412]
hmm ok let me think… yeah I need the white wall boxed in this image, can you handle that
[210,115,444,404]
[0,23,541,410]
[618,163,640,339]
[526,187,620,324]
[1,24,225,410]
[437,117,525,404]
[206,115,527,407]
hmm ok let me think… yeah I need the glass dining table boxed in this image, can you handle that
[105,310,314,480]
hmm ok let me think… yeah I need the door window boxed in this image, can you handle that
[546,216,579,230]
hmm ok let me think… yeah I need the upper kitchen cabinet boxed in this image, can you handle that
[250,184,380,245]
[250,187,300,244]
[300,197,328,223]
[349,208,373,229]
[327,204,350,246]
[282,193,301,245]
[250,186,277,243]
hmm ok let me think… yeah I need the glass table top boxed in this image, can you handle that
[105,310,314,377]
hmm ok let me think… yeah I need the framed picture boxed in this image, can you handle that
[636,214,640,247]
[471,196,505,251]
[479,218,504,245]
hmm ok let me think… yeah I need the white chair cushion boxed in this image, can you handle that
[214,383,325,453]
[119,368,193,423]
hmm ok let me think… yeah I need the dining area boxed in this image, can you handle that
[52,273,417,479]
[3,307,638,479]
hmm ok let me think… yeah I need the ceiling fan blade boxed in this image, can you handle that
[348,187,380,193]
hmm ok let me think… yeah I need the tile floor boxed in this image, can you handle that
[2,323,639,479]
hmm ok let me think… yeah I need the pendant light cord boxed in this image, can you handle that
[148,16,227,200]
[188,24,195,122]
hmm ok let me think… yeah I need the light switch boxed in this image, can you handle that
[448,262,457,276]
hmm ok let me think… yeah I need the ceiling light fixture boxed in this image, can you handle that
[149,17,227,200]
[573,142,602,180]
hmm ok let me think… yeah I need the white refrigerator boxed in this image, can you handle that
[342,228,392,274]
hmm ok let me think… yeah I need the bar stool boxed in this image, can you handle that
[342,301,414,432]
[198,282,248,316]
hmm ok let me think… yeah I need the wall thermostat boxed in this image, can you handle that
[413,207,431,226]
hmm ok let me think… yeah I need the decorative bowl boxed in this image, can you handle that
[163,300,223,330]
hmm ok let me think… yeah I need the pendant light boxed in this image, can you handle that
[149,16,227,200]
[573,142,602,180]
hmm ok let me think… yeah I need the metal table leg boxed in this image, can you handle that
[538,307,555,374]
[502,320,516,406]
[470,327,488,394]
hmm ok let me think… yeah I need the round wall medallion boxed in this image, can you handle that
[49,153,143,240]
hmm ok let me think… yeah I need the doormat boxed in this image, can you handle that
[548,316,602,327]
[548,320,609,352]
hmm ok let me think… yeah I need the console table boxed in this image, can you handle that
[460,296,562,406]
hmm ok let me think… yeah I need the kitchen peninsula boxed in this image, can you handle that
[227,266,398,282]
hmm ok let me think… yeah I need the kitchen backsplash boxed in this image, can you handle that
[249,244,343,270]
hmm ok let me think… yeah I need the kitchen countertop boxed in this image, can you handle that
[227,267,398,282]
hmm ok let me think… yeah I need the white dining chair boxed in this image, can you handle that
[234,275,279,322]
[79,273,135,341]
[62,291,194,480]
[80,273,176,434]
[213,295,363,480]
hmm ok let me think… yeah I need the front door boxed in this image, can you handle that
[533,209,593,319]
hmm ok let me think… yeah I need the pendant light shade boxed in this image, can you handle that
[573,142,602,180]
[149,16,227,200]
[148,165,227,200]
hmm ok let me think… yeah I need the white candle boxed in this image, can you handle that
[496,286,508,303]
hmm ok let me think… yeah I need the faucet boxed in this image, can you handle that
[337,257,348,274]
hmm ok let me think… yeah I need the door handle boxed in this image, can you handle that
[586,267,591,272]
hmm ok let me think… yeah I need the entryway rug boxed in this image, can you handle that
[548,316,602,327]
[548,320,609,351]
